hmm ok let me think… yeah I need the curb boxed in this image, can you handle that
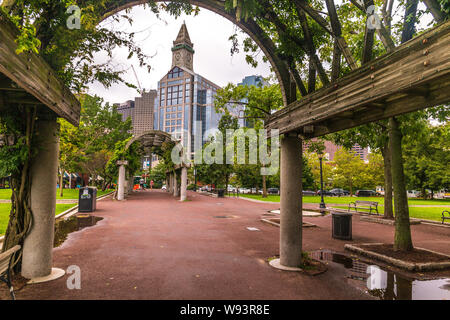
[237,197,280,204]
[345,243,450,271]
[260,218,317,228]
[360,216,421,226]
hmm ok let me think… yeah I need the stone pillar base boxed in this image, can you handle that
[269,259,303,272]
[27,268,66,284]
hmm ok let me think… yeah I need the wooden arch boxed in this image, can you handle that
[125,130,175,153]
[98,0,296,106]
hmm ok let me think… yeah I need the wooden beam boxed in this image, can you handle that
[266,21,450,137]
[0,11,80,126]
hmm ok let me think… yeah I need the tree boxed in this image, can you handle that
[196,114,239,190]
[215,81,283,197]
[305,152,334,191]
[148,162,167,189]
[404,123,450,198]
[59,94,132,190]
[105,137,142,192]
[58,118,82,196]
[365,153,385,190]
[332,148,366,196]
[328,122,394,219]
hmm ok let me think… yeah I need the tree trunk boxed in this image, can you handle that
[59,167,64,197]
[225,174,229,195]
[382,142,394,219]
[262,175,268,198]
[389,117,413,252]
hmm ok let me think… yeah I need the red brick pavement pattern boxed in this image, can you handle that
[9,190,450,300]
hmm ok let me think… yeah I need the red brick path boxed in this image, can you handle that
[9,190,450,300]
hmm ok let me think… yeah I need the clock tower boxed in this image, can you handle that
[171,22,195,71]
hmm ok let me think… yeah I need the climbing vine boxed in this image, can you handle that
[0,106,37,270]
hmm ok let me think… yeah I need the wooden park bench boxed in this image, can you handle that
[348,201,379,215]
[0,245,21,300]
[442,210,450,224]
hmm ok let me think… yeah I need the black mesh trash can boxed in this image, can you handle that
[217,189,225,198]
[332,211,353,240]
[78,187,97,213]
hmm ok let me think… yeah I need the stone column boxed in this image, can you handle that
[128,177,134,193]
[117,160,128,201]
[174,171,180,197]
[279,133,303,268]
[180,167,188,201]
[22,119,60,280]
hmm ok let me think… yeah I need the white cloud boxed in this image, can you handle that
[87,5,272,104]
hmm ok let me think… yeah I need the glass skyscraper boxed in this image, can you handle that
[153,23,221,155]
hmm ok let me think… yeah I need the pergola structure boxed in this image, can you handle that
[118,130,191,202]
[265,20,450,270]
[0,11,80,281]
[0,0,448,280]
[266,23,450,137]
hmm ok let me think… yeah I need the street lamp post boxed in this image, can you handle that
[319,155,326,210]
[194,167,197,192]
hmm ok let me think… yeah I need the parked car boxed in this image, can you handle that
[268,188,280,195]
[356,190,378,197]
[329,188,350,196]
[316,190,334,196]
[302,190,316,196]
[251,188,263,195]
[239,188,251,194]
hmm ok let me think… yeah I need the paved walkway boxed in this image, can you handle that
[5,190,450,300]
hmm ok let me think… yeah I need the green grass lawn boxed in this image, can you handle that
[333,205,447,222]
[0,188,113,200]
[239,194,450,206]
[0,203,76,236]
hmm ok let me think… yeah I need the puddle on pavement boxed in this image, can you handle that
[54,215,103,247]
[310,250,450,300]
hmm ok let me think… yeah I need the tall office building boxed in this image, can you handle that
[153,23,222,154]
[133,90,157,136]
[115,91,156,136]
[234,75,267,128]
[116,100,135,123]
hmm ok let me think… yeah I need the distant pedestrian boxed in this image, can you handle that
[140,178,145,190]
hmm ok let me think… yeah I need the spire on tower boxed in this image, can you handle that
[171,23,195,70]
[173,22,193,48]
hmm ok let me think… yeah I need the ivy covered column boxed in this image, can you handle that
[174,171,180,197]
[180,167,188,201]
[22,118,63,280]
[117,160,128,201]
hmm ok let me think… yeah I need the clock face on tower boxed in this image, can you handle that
[175,53,181,62]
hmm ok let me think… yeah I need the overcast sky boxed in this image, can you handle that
[87,5,272,105]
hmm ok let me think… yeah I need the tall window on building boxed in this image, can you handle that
[168,67,184,79]
[160,88,166,106]
[167,85,183,106]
